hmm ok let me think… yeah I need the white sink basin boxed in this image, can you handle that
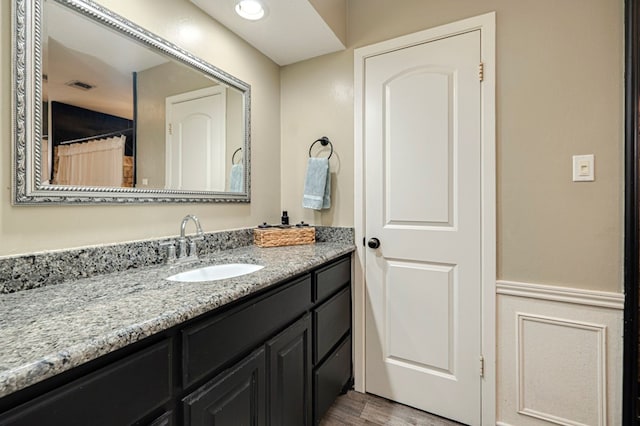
[166,263,264,282]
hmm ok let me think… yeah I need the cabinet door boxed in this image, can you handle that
[183,347,266,426]
[266,314,312,426]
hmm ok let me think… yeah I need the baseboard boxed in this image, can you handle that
[496,280,624,310]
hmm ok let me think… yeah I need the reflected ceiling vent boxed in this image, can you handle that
[65,80,95,91]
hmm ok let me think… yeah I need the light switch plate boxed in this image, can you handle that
[572,154,595,182]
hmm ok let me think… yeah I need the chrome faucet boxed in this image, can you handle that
[163,215,205,264]
[177,214,204,261]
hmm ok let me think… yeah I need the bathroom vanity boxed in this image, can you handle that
[0,243,354,426]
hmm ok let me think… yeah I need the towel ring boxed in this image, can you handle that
[308,136,333,159]
[232,147,243,165]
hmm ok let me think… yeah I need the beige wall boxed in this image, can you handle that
[0,0,281,256]
[2,0,624,292]
[281,0,623,292]
[280,50,354,228]
[308,0,347,46]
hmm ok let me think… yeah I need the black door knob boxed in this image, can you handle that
[367,238,381,249]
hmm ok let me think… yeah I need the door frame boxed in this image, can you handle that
[624,0,639,423]
[353,12,496,425]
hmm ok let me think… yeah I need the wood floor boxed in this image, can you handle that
[320,391,464,426]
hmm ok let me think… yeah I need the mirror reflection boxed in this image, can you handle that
[39,0,246,194]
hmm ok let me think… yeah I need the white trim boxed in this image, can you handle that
[497,280,624,310]
[478,13,497,426]
[353,27,366,392]
[496,423,514,426]
[515,313,607,426]
[354,11,496,425]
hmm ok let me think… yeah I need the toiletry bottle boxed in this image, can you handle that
[281,211,289,225]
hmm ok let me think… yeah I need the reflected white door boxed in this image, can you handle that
[166,86,226,191]
[364,30,482,425]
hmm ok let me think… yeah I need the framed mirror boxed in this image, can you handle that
[12,0,251,204]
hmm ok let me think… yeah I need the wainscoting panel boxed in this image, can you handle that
[497,281,623,426]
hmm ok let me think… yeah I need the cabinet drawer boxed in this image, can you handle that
[182,275,312,387]
[313,287,350,363]
[313,257,350,302]
[0,340,172,426]
[313,335,352,423]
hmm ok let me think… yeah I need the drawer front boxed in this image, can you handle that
[313,257,350,303]
[0,340,172,426]
[313,287,350,364]
[182,275,312,387]
[313,334,352,423]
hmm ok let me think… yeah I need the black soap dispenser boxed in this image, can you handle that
[281,210,289,226]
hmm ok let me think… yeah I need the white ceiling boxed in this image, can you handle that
[43,1,171,119]
[190,0,346,66]
[45,2,168,75]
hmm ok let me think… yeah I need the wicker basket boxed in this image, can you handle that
[254,227,316,248]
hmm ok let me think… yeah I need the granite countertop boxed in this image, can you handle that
[0,242,355,399]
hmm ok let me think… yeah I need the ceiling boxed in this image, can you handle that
[44,1,171,118]
[190,0,346,66]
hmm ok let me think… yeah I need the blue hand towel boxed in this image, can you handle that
[303,157,331,210]
[229,163,243,192]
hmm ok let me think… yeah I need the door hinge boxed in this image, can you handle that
[479,355,485,377]
[478,63,484,82]
[168,123,173,135]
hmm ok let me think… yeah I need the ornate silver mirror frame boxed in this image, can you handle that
[12,0,251,204]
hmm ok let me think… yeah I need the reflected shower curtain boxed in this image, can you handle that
[54,135,125,187]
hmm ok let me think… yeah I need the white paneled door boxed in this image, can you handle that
[364,30,482,425]
[165,86,226,191]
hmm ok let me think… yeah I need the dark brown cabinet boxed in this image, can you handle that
[0,255,352,426]
[183,313,313,426]
[267,314,312,426]
[183,348,266,426]
[314,335,352,422]
[181,275,312,388]
[311,259,353,423]
[0,340,172,426]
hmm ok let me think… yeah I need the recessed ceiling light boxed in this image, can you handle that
[235,0,265,21]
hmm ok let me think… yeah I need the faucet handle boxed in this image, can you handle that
[177,237,188,259]
[188,238,199,258]
[160,240,177,263]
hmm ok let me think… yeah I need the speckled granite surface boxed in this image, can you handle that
[0,229,254,294]
[0,240,355,398]
[0,226,354,294]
